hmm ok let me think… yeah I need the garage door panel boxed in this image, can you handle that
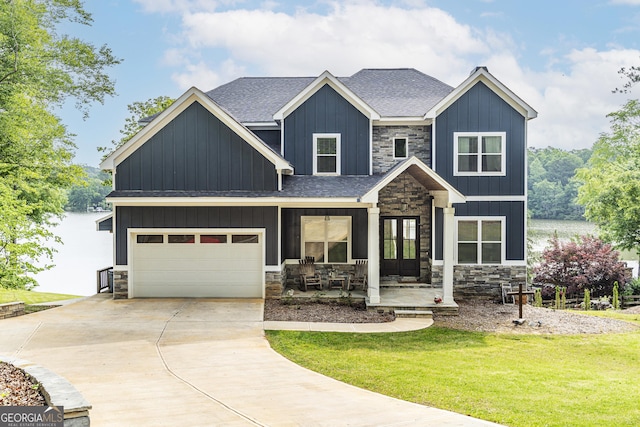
[131,231,263,298]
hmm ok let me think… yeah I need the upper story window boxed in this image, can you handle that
[302,216,351,263]
[313,133,341,175]
[393,137,408,159]
[454,132,506,176]
[456,218,504,265]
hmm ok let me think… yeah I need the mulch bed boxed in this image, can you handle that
[0,362,46,406]
[264,299,395,323]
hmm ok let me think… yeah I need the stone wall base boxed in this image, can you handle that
[112,271,129,300]
[0,302,25,319]
[432,264,527,302]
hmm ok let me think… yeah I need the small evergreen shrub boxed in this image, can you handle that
[584,289,591,311]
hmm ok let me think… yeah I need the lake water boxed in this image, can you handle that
[34,212,113,296]
[32,216,635,296]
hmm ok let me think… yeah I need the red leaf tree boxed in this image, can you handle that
[532,235,628,298]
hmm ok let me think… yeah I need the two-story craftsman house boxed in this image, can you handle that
[98,66,536,308]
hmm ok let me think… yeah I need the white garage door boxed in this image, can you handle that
[130,230,264,298]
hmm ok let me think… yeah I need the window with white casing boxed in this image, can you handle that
[313,133,341,175]
[301,216,351,263]
[393,137,408,159]
[454,132,506,176]
[456,218,504,264]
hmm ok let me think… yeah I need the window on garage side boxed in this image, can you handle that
[232,235,259,244]
[457,218,504,264]
[137,235,163,243]
[168,234,195,243]
[302,216,350,263]
[200,235,227,243]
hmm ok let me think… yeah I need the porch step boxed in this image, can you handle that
[394,309,433,319]
[380,282,433,289]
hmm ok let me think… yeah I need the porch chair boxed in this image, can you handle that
[501,283,514,305]
[347,260,368,292]
[298,257,323,292]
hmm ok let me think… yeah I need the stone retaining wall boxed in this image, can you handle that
[0,355,91,427]
[0,302,25,319]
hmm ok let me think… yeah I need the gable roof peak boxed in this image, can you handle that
[470,66,489,75]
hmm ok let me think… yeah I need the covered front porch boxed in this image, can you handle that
[282,281,459,315]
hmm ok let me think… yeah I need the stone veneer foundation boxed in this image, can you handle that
[432,265,527,301]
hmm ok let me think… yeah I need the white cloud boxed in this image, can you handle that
[152,1,640,151]
[610,0,640,5]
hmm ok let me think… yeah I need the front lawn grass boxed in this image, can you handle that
[266,327,640,427]
[0,288,81,305]
[580,309,640,326]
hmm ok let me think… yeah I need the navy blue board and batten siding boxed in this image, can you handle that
[434,81,526,196]
[115,206,278,266]
[433,81,527,263]
[281,208,368,262]
[284,84,370,175]
[115,101,278,192]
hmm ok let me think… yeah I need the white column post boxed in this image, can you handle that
[442,206,455,304]
[367,206,381,304]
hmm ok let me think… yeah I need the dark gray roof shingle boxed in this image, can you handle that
[107,174,385,200]
[205,69,454,123]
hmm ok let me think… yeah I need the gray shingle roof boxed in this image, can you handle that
[205,68,454,123]
[206,77,315,123]
[106,174,385,200]
[341,69,453,117]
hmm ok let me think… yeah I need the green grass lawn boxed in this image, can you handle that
[0,288,81,304]
[267,323,640,427]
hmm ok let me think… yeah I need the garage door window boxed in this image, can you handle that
[200,235,227,243]
[168,234,195,243]
[137,235,163,243]
[232,234,259,244]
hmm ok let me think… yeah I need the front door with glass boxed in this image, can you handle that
[380,217,420,277]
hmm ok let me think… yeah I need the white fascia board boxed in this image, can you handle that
[374,117,432,126]
[100,87,293,174]
[273,70,380,121]
[360,156,465,205]
[424,68,538,120]
[105,197,368,208]
[464,195,526,202]
[94,212,113,231]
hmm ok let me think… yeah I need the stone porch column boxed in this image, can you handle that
[442,206,455,304]
[367,207,380,304]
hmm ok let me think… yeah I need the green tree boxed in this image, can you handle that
[65,166,111,211]
[576,99,640,257]
[0,0,120,289]
[100,96,175,155]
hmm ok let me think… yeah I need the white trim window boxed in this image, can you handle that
[455,217,505,264]
[301,216,351,263]
[393,137,408,159]
[313,133,341,175]
[454,132,506,176]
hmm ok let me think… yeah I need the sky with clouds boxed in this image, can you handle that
[60,0,640,166]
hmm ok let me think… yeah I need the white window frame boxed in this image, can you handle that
[313,133,341,175]
[301,216,351,263]
[454,217,505,265]
[393,137,408,159]
[453,131,506,176]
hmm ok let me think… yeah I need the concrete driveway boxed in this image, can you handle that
[0,294,500,426]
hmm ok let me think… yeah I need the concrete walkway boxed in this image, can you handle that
[0,294,502,426]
